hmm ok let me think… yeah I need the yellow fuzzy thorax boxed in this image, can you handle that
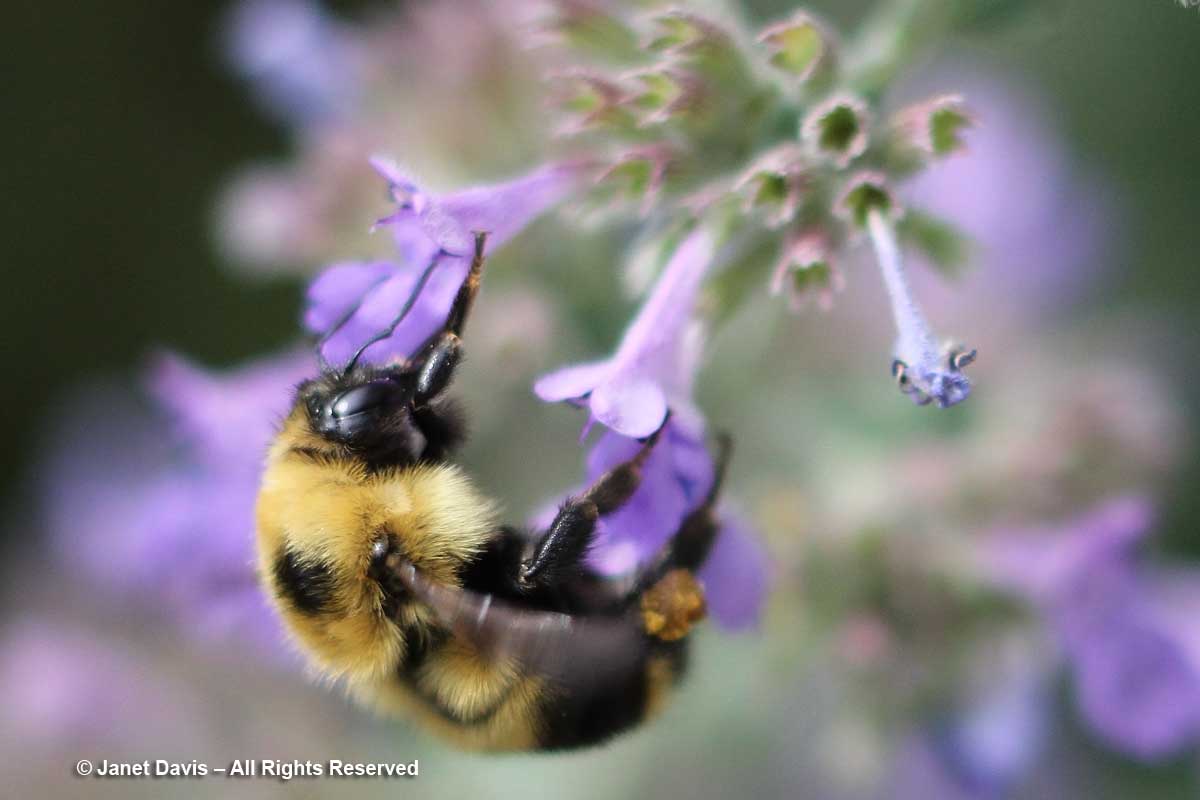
[256,410,499,686]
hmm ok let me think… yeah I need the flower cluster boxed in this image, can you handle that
[535,0,978,407]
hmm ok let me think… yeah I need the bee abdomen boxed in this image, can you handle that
[535,637,689,750]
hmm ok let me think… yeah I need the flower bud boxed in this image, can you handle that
[802,93,870,168]
[546,68,632,135]
[623,65,706,126]
[757,11,833,83]
[733,144,807,228]
[533,0,640,62]
[645,8,735,60]
[892,94,973,159]
[770,229,843,312]
[594,144,674,216]
[836,171,900,228]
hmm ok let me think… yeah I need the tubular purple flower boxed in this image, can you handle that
[543,418,768,631]
[534,226,715,438]
[982,497,1200,760]
[846,176,972,408]
[223,0,362,128]
[307,159,589,367]
[981,495,1154,603]
[927,652,1051,795]
[41,352,313,661]
[1068,584,1200,761]
[149,349,313,466]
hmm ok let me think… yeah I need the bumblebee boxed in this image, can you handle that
[256,233,730,751]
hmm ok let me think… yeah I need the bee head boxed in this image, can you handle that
[299,365,427,461]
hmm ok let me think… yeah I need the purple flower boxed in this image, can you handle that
[307,159,588,367]
[982,495,1154,604]
[40,351,313,662]
[1069,594,1200,761]
[927,652,1052,796]
[534,223,767,628]
[697,505,771,630]
[534,226,715,438]
[223,0,362,128]
[983,497,1200,761]
[0,620,207,748]
[870,208,971,408]
[540,417,768,631]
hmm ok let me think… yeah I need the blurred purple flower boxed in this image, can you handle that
[927,656,1051,797]
[983,496,1154,603]
[42,351,313,661]
[884,735,981,800]
[899,63,1110,319]
[306,159,588,367]
[0,620,207,748]
[223,0,362,128]
[1064,566,1200,761]
[983,496,1200,761]
[534,226,715,437]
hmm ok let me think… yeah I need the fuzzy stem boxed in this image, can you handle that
[866,208,937,369]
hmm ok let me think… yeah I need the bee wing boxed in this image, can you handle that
[394,562,646,684]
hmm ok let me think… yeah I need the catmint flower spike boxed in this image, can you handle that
[866,207,972,408]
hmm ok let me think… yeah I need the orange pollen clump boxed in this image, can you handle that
[640,569,707,641]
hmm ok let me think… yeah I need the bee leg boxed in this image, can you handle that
[626,433,732,604]
[518,424,665,591]
[412,231,488,405]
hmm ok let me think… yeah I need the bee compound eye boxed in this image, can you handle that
[331,380,397,418]
[891,360,909,387]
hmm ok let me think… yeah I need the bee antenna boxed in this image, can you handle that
[312,269,393,373]
[340,250,447,375]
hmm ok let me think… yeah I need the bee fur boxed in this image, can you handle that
[256,233,728,751]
